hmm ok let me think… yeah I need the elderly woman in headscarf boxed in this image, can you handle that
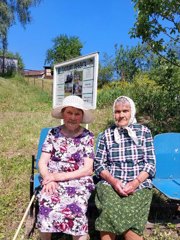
[94,96,156,240]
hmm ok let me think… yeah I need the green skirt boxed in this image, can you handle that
[95,182,152,236]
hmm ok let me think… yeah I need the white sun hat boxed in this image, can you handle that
[51,95,94,124]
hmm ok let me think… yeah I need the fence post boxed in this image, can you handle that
[42,79,44,91]
[51,81,53,97]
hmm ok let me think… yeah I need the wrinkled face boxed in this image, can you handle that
[62,107,83,131]
[114,102,131,127]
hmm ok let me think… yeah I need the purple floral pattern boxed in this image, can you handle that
[36,126,95,236]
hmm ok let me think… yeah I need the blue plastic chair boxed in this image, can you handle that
[26,128,51,237]
[152,132,180,200]
[32,127,51,191]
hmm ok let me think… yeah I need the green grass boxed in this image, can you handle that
[0,76,179,240]
[0,76,110,240]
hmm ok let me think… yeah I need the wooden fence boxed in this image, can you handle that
[25,77,53,96]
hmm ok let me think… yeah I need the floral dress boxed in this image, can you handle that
[36,126,95,236]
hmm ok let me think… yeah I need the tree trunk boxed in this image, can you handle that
[2,34,7,76]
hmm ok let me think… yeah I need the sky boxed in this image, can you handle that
[8,0,140,70]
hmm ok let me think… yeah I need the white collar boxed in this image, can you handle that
[114,126,138,145]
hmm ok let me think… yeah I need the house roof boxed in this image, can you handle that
[23,70,44,76]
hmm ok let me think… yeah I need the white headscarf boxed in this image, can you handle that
[113,96,138,145]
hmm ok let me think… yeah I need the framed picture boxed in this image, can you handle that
[53,52,99,109]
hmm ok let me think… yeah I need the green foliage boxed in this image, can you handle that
[114,44,149,81]
[97,81,132,108]
[15,0,42,26]
[45,34,83,66]
[130,0,180,66]
[0,50,24,76]
[128,71,180,135]
[147,59,180,133]
[97,68,180,135]
[146,228,179,240]
[14,52,24,70]
[0,0,41,31]
[129,75,166,134]
[0,1,13,39]
[98,53,114,88]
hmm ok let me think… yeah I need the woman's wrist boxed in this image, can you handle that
[135,176,142,184]
[40,171,49,179]
[53,172,66,181]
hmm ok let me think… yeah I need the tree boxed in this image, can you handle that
[0,1,12,74]
[114,44,149,82]
[0,50,24,76]
[45,35,83,66]
[98,53,114,88]
[0,0,42,74]
[130,0,180,66]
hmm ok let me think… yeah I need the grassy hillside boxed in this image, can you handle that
[0,76,54,239]
[0,76,179,240]
[0,76,112,240]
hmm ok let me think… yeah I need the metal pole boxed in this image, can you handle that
[30,155,35,217]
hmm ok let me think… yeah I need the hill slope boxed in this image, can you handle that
[0,76,111,240]
[0,76,179,240]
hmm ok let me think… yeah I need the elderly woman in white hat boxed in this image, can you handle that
[37,95,94,240]
[94,96,156,240]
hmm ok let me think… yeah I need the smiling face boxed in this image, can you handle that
[62,106,83,131]
[114,102,131,127]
